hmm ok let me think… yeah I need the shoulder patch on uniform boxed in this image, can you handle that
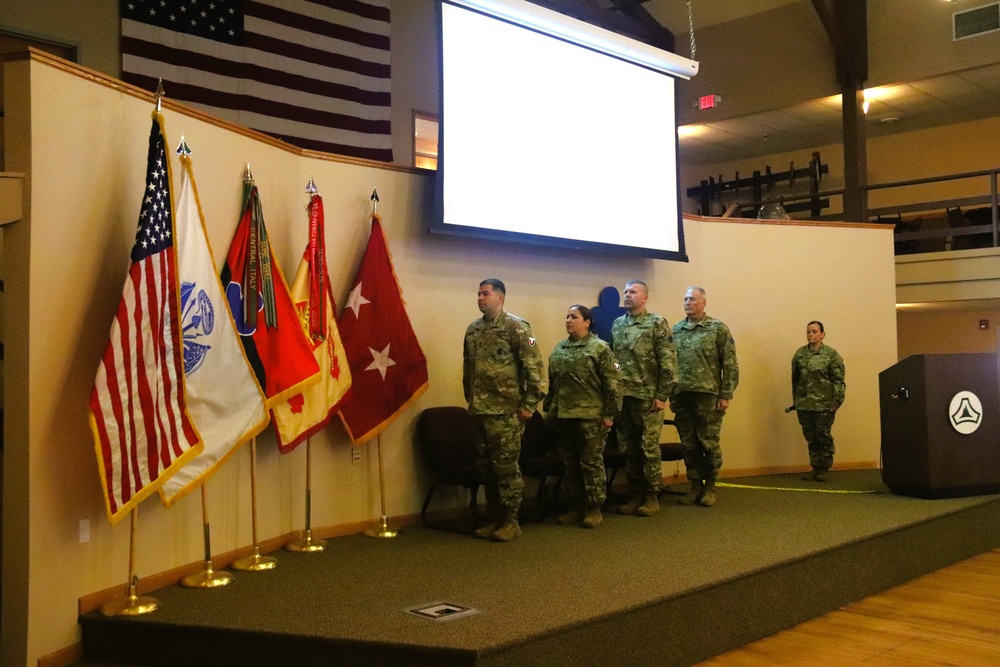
[729,337,735,344]
[614,362,620,371]
[528,337,536,347]
[668,335,673,343]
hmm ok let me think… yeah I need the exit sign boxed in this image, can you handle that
[698,94,720,110]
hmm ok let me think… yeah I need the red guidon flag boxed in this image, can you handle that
[337,213,428,444]
[88,114,203,525]
[270,195,353,453]
[220,182,320,408]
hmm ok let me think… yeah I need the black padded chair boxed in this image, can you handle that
[660,419,685,495]
[518,411,564,520]
[605,419,686,500]
[416,407,484,530]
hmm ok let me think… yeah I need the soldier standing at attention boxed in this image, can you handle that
[464,279,546,542]
[611,280,677,517]
[545,305,622,529]
[671,286,739,507]
[792,321,845,482]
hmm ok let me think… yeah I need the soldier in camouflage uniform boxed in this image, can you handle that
[611,280,677,517]
[792,321,845,482]
[464,279,546,542]
[671,286,739,507]
[544,305,622,529]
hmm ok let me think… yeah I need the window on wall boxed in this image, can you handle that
[413,111,438,170]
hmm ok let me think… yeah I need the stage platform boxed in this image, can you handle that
[78,470,1000,666]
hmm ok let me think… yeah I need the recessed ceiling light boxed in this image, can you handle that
[881,117,900,124]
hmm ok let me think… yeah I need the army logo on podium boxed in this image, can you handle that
[949,391,983,435]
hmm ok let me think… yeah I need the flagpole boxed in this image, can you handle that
[182,484,234,587]
[232,438,278,570]
[100,508,159,616]
[364,434,399,538]
[286,437,327,552]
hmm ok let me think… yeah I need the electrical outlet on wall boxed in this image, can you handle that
[352,447,361,464]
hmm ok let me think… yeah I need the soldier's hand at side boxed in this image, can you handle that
[518,408,533,422]
[716,398,729,412]
[650,399,666,412]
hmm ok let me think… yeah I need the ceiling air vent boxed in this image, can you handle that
[953,2,1000,40]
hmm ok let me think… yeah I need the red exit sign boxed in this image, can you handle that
[698,94,720,110]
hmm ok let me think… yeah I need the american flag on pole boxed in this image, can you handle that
[120,0,393,162]
[88,114,203,525]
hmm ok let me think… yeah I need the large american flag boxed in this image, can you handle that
[120,0,393,162]
[89,115,202,525]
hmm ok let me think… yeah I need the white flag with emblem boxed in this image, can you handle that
[159,153,270,506]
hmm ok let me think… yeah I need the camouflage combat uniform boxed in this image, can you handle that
[464,309,546,514]
[792,344,845,471]
[544,333,622,508]
[611,311,677,496]
[671,316,739,484]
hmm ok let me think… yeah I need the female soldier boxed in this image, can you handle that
[544,305,621,528]
[792,321,846,482]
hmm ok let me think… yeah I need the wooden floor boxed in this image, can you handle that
[697,548,1000,666]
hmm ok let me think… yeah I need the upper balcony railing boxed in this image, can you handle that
[736,168,1000,255]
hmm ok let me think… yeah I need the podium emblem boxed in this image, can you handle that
[949,391,983,435]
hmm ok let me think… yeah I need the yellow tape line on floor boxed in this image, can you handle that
[714,482,882,494]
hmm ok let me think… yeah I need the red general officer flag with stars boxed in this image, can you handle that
[88,113,203,525]
[337,213,428,444]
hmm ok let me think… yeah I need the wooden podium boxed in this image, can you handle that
[879,353,1000,498]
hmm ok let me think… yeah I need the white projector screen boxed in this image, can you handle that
[432,0,687,261]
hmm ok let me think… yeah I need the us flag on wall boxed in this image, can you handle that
[120,0,393,162]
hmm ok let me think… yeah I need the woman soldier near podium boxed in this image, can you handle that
[791,321,846,482]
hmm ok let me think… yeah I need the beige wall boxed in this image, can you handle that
[898,309,1000,360]
[3,54,898,665]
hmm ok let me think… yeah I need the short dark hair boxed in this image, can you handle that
[625,279,648,294]
[569,304,594,330]
[480,278,506,295]
[808,320,825,333]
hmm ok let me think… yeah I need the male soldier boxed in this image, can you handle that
[464,279,546,542]
[671,286,739,507]
[611,280,677,517]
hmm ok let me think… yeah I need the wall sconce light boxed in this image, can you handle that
[979,319,989,330]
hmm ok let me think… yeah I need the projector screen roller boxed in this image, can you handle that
[433,0,687,261]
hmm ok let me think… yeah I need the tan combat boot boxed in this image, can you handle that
[581,504,603,529]
[557,502,585,526]
[473,507,503,539]
[679,480,704,505]
[616,492,643,515]
[699,481,717,507]
[491,511,522,542]
[635,495,660,516]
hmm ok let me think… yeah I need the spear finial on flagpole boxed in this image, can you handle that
[244,163,254,185]
[176,134,191,157]
[154,79,165,113]
[370,187,379,215]
[306,176,318,196]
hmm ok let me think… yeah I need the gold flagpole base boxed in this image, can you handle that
[286,529,327,553]
[364,515,399,539]
[181,560,234,588]
[100,581,159,616]
[231,545,278,571]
